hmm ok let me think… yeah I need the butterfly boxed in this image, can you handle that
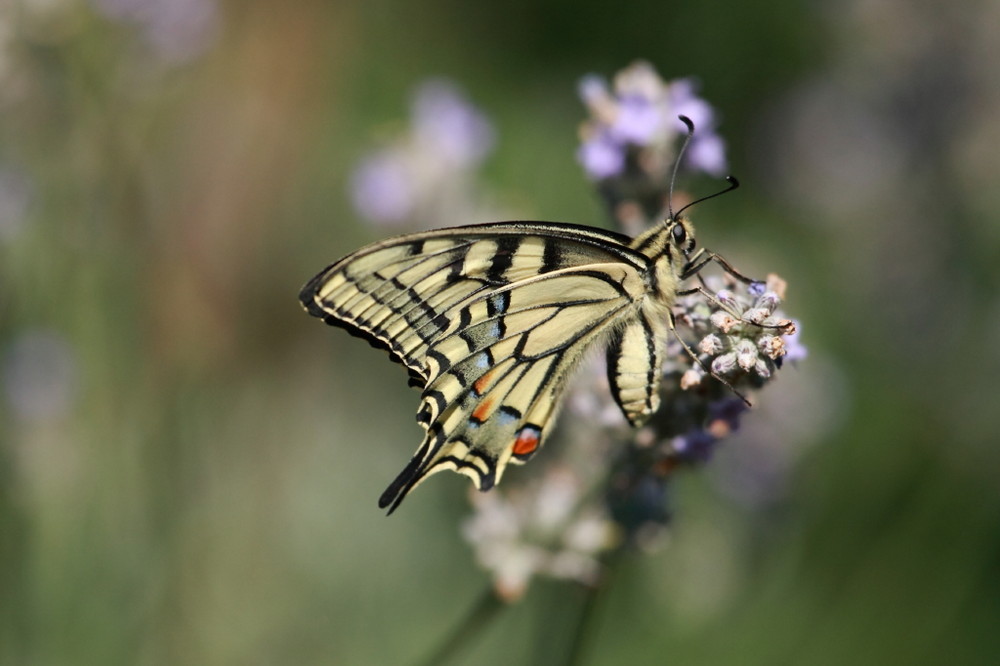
[299,176,757,513]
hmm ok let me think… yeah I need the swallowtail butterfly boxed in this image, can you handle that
[300,186,755,513]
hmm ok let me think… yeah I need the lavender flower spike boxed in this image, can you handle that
[576,62,728,184]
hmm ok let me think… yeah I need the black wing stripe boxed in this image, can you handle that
[329,240,475,319]
[486,236,520,284]
[605,327,627,417]
[313,249,479,375]
[541,238,563,274]
[641,312,659,413]
[335,252,466,328]
[348,248,472,322]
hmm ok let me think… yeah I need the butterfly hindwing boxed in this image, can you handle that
[606,309,668,427]
[378,263,648,512]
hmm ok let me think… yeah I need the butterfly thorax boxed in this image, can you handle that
[628,218,693,308]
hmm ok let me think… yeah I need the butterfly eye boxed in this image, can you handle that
[671,224,687,247]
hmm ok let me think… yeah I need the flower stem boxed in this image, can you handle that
[414,587,504,666]
[563,545,624,666]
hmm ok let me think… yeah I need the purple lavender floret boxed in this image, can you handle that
[577,130,627,180]
[349,150,414,224]
[411,79,495,168]
[576,63,728,182]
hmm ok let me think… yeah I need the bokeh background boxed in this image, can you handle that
[2,0,999,664]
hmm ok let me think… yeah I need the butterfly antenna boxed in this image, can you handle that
[674,176,740,219]
[667,115,697,219]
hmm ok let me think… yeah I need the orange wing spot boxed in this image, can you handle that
[474,369,496,395]
[471,398,494,423]
[512,427,540,456]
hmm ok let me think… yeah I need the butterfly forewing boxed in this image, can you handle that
[301,221,683,512]
[301,223,646,382]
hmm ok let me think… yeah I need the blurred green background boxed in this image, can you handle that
[2,0,999,664]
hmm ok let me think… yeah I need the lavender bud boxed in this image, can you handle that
[754,291,781,314]
[712,352,738,375]
[758,335,786,360]
[742,307,771,325]
[698,333,724,355]
[776,319,796,336]
[710,311,739,333]
[715,289,738,308]
[735,339,758,371]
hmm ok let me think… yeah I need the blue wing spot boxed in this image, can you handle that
[488,292,510,315]
[497,405,521,427]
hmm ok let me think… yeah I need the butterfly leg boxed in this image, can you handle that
[679,250,793,334]
[681,248,758,284]
[677,283,795,335]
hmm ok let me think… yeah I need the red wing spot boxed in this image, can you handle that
[474,369,496,395]
[512,427,540,456]
[471,398,494,423]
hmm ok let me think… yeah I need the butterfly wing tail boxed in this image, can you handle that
[379,452,427,514]
[378,427,503,514]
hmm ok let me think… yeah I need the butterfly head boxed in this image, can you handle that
[667,217,697,258]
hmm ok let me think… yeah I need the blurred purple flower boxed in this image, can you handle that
[577,130,626,181]
[347,79,496,227]
[709,397,751,434]
[686,133,728,177]
[611,94,664,144]
[671,429,718,463]
[411,79,495,168]
[668,79,728,176]
[576,63,727,182]
[349,150,415,224]
[462,468,616,600]
[90,0,219,64]
[668,79,715,131]
[2,329,78,422]
[577,75,609,107]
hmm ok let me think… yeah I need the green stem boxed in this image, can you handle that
[563,546,624,666]
[414,587,504,666]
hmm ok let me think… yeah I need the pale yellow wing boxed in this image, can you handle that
[378,263,646,513]
[300,222,652,512]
